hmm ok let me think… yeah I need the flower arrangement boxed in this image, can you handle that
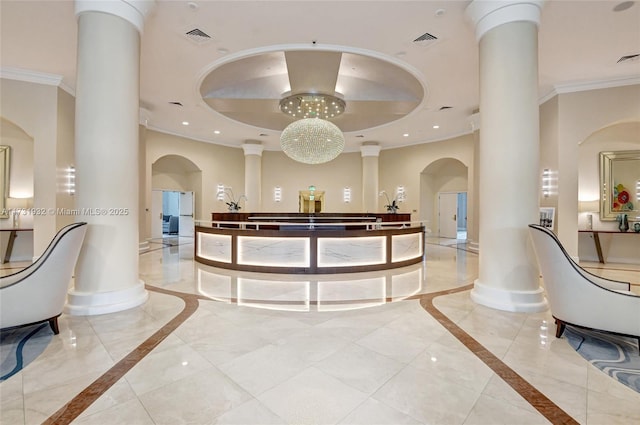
[379,190,399,213]
[222,188,247,212]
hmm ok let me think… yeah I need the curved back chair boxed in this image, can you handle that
[528,224,639,349]
[0,222,87,334]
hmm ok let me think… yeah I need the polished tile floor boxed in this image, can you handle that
[1,237,640,424]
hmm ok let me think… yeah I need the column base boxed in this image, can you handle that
[65,280,148,316]
[470,279,547,313]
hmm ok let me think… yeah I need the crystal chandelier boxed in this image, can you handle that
[279,93,345,164]
[280,118,345,164]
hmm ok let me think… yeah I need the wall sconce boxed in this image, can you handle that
[67,166,76,195]
[343,187,351,203]
[274,186,282,202]
[541,169,556,198]
[636,180,640,202]
[216,184,225,201]
[396,185,406,202]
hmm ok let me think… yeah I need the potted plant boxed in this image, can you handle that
[223,188,247,212]
[380,190,399,213]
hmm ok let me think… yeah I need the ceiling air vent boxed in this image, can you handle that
[617,53,640,63]
[185,28,212,44]
[439,106,453,111]
[413,32,438,43]
[169,101,183,107]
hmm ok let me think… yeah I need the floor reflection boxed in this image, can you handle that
[196,263,426,312]
[137,235,479,313]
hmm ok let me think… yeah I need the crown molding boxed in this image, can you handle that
[0,67,63,87]
[540,75,640,104]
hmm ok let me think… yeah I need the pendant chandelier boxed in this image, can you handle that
[279,93,345,164]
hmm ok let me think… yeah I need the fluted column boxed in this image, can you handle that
[466,0,547,312]
[67,0,155,315]
[361,143,381,213]
[242,142,263,212]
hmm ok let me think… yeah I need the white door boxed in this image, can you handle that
[179,191,194,237]
[438,192,458,238]
[151,190,164,239]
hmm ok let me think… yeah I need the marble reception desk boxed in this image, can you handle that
[195,215,424,274]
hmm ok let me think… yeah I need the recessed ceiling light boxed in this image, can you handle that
[435,8,446,17]
[213,130,221,134]
[217,48,229,54]
[613,1,634,12]
[187,2,198,10]
[182,121,189,126]
[403,133,409,137]
[433,125,440,129]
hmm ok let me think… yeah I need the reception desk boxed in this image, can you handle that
[196,213,424,274]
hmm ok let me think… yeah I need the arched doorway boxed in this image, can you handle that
[151,155,202,239]
[420,158,469,239]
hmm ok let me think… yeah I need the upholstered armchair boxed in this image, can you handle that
[0,222,87,334]
[528,224,640,349]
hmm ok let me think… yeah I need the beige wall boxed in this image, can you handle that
[3,76,638,264]
[145,130,244,238]
[380,134,474,230]
[540,84,640,259]
[1,117,33,201]
[0,78,61,254]
[261,150,363,213]
[577,121,640,264]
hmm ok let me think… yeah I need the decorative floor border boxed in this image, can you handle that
[39,239,582,424]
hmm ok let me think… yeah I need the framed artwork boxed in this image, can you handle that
[539,207,555,229]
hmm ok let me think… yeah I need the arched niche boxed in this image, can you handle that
[578,120,640,227]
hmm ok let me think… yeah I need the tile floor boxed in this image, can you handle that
[1,237,639,424]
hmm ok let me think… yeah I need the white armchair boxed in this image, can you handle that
[0,222,87,334]
[528,224,640,350]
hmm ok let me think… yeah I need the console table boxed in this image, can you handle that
[578,230,639,263]
[0,228,33,263]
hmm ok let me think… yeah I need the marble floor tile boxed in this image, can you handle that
[2,238,639,425]
[257,367,369,425]
[372,364,481,424]
[337,398,422,425]
[315,342,406,394]
[217,343,311,396]
[138,366,252,425]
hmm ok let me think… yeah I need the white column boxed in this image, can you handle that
[67,0,155,315]
[242,142,263,212]
[466,0,547,312]
[361,143,381,213]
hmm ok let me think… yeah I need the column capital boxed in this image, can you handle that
[360,143,381,157]
[242,142,263,156]
[465,0,544,41]
[75,0,156,34]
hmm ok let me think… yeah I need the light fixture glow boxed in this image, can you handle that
[216,184,225,201]
[279,93,345,120]
[280,118,345,164]
[274,186,282,202]
[67,166,76,195]
[182,121,189,126]
[343,187,351,203]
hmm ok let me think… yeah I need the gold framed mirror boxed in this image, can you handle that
[0,146,10,219]
[599,150,640,221]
